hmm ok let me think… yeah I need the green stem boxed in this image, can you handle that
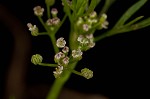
[53,14,67,34]
[94,29,115,42]
[46,62,78,99]
[49,34,59,53]
[99,0,116,17]
[67,68,82,76]
[39,63,57,67]
[38,32,48,35]
[38,16,49,32]
[46,4,51,18]
[38,16,59,54]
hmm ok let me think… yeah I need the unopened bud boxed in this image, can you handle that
[45,0,55,6]
[31,54,43,65]
[81,68,93,79]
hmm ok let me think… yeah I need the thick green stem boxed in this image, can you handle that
[46,62,78,99]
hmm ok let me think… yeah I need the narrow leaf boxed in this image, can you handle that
[99,0,116,16]
[123,17,150,32]
[124,16,144,27]
[113,0,147,28]
[86,0,99,14]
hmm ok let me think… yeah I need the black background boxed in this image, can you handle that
[0,0,149,99]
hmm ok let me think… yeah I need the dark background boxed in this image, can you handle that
[0,0,149,99]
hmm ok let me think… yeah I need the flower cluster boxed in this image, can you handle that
[53,37,70,78]
[27,7,62,36]
[77,34,95,51]
[72,49,83,60]
[46,8,60,31]
[76,11,109,33]
[54,37,94,79]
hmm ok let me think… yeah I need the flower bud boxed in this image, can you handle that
[81,68,93,79]
[45,0,55,6]
[54,52,65,63]
[62,46,69,53]
[62,56,70,65]
[89,11,97,18]
[31,54,43,65]
[51,8,58,17]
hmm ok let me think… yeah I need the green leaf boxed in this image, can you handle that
[134,17,150,29]
[62,0,72,22]
[76,0,85,11]
[94,17,150,42]
[76,0,88,17]
[124,16,144,27]
[98,0,116,16]
[113,0,147,28]
[86,0,99,14]
[121,17,150,33]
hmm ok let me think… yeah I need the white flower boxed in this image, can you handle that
[33,6,44,16]
[89,11,97,18]
[53,66,63,78]
[88,42,95,48]
[77,34,95,50]
[86,34,94,39]
[51,8,58,16]
[56,37,66,48]
[62,46,69,53]
[52,17,60,25]
[46,19,53,26]
[83,24,90,31]
[99,13,109,29]
[27,23,39,36]
[62,56,69,65]
[72,49,83,59]
[101,13,107,19]
[76,17,83,26]
[54,52,65,60]
[101,21,109,29]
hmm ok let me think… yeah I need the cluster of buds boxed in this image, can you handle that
[27,23,39,36]
[76,11,98,32]
[76,11,109,33]
[77,34,95,51]
[31,54,43,65]
[81,68,93,79]
[45,0,55,6]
